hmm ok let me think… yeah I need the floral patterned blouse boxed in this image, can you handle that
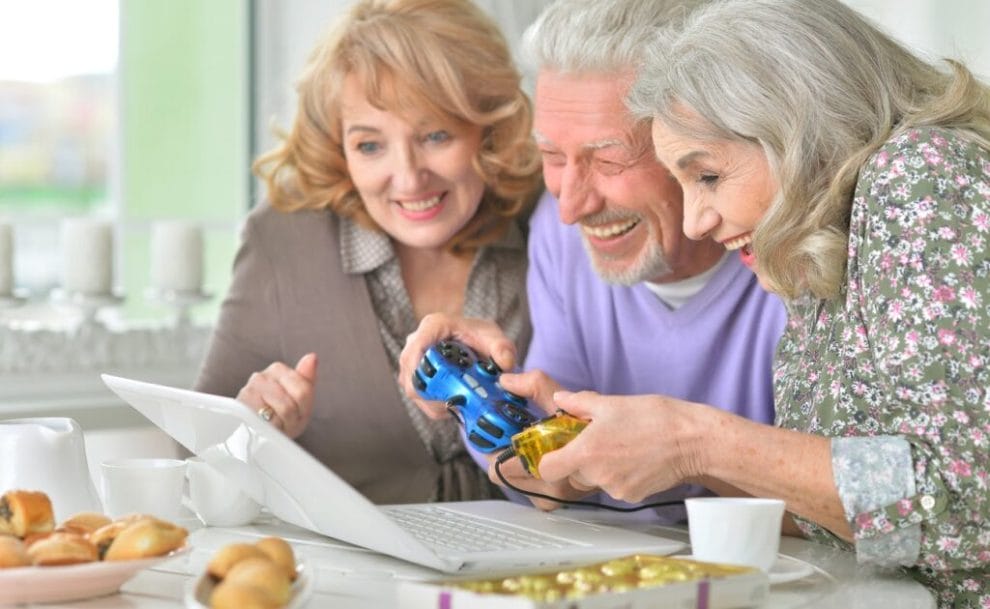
[774,127,990,609]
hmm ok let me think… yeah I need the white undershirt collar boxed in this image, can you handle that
[643,251,733,309]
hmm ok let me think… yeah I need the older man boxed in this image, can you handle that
[400,0,785,515]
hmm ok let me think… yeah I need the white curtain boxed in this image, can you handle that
[843,0,990,79]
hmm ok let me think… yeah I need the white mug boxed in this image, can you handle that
[686,497,786,572]
[186,457,261,527]
[101,458,187,520]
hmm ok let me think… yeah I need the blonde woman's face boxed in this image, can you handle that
[340,74,485,250]
[651,115,777,283]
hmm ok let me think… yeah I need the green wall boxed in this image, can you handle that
[118,0,248,321]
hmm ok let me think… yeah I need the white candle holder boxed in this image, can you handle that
[145,287,212,328]
[0,288,30,309]
[0,222,14,298]
[50,288,126,327]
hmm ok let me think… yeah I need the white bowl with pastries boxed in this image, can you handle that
[184,536,313,609]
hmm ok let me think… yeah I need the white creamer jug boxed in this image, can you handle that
[0,417,102,521]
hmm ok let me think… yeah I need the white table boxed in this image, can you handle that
[17,513,935,609]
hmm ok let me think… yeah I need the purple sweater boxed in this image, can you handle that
[525,192,785,423]
[486,192,787,518]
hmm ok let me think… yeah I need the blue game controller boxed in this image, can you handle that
[412,340,542,452]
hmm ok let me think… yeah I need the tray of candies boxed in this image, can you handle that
[398,554,770,609]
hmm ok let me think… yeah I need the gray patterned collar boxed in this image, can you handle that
[339,216,394,275]
[338,213,526,276]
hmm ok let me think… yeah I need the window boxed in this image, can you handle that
[0,0,117,293]
[0,0,248,323]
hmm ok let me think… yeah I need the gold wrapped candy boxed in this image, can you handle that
[452,555,754,602]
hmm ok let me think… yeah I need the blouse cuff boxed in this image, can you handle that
[831,436,924,567]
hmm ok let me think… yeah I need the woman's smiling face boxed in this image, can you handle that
[650,114,778,283]
[340,74,486,250]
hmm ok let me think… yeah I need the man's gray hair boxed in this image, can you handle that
[520,0,705,75]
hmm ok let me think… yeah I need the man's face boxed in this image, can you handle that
[534,69,722,284]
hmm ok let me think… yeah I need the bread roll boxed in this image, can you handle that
[27,532,98,566]
[0,490,54,538]
[58,512,112,537]
[209,581,281,609]
[0,535,30,568]
[255,536,297,581]
[89,519,133,558]
[223,557,291,606]
[103,518,188,561]
[206,543,269,580]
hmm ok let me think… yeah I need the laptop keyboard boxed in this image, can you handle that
[383,505,580,554]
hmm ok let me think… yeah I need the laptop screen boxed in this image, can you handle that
[100,374,450,571]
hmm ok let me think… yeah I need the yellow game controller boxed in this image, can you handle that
[510,413,588,478]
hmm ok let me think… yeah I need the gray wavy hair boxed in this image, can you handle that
[520,0,705,75]
[628,0,990,299]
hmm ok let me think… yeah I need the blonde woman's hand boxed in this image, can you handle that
[399,313,518,419]
[236,353,318,439]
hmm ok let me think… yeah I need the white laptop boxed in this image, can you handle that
[101,374,684,574]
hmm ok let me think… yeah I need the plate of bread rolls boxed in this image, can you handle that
[0,489,190,605]
[185,536,312,609]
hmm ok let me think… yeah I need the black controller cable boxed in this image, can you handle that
[493,448,685,512]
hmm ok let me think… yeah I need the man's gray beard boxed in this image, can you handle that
[579,229,672,286]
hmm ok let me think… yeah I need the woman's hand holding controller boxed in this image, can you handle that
[489,370,599,509]
[485,451,598,511]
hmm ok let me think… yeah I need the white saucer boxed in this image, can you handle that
[763,555,815,584]
[675,554,815,585]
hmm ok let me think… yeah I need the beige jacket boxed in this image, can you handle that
[195,203,530,504]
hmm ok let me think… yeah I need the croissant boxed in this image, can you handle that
[0,490,54,538]
[26,532,98,566]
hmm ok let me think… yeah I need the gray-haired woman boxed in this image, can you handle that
[533,0,990,606]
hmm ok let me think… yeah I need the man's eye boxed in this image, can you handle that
[424,130,451,144]
[595,159,626,176]
[540,150,565,165]
[698,173,720,186]
[356,141,381,155]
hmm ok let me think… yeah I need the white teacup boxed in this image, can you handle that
[186,457,261,527]
[686,497,786,572]
[101,458,187,520]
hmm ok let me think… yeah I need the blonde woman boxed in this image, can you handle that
[196,0,542,504]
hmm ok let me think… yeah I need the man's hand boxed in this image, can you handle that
[399,313,518,419]
[236,353,318,439]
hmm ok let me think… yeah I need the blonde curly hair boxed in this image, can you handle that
[254,0,542,253]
